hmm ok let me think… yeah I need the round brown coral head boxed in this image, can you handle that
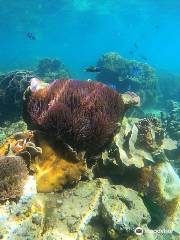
[23,79,125,154]
[0,156,28,202]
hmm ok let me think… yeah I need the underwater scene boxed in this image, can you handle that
[0,0,180,239]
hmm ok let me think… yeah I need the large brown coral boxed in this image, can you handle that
[23,79,125,155]
[0,156,28,201]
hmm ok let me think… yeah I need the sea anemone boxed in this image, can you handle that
[0,156,28,201]
[23,79,125,154]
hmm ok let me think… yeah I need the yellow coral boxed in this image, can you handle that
[0,136,17,156]
[30,133,87,193]
[0,131,87,193]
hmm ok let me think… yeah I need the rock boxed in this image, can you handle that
[101,182,151,237]
[137,162,180,234]
[0,179,151,240]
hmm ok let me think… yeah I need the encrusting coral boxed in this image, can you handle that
[23,79,126,155]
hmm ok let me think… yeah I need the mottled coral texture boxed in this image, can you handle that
[24,79,124,154]
[0,156,28,201]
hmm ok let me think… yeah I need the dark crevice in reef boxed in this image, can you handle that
[142,196,167,229]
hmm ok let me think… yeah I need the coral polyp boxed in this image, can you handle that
[24,79,125,154]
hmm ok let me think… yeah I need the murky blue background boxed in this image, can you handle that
[0,0,180,78]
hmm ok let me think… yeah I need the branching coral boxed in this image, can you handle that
[23,79,125,155]
[0,156,28,201]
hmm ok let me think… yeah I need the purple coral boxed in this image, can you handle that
[24,79,125,154]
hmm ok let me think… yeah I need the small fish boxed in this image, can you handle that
[85,66,102,73]
[26,32,36,40]
[129,50,134,55]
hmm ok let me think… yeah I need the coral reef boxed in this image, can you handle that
[135,117,164,151]
[36,58,70,82]
[31,131,87,192]
[136,162,180,233]
[0,66,179,239]
[158,71,180,103]
[0,113,179,239]
[161,100,180,141]
[96,52,158,107]
[159,100,180,175]
[101,181,151,238]
[99,116,180,236]
[0,156,28,201]
[0,179,151,240]
[0,70,35,122]
[0,120,27,146]
[102,117,165,169]
[23,79,126,155]
[0,130,87,193]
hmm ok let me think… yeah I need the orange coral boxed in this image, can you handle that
[0,131,34,156]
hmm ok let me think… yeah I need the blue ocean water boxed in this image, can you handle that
[0,0,180,78]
